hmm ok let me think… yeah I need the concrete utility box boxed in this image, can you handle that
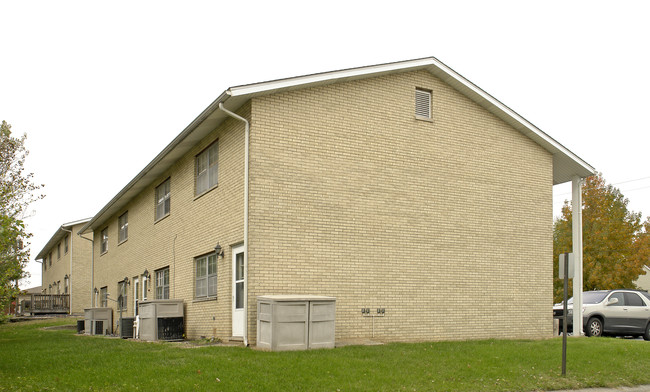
[257,295,336,351]
[138,300,184,341]
[83,308,113,335]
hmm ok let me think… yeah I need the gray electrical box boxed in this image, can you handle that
[257,295,336,351]
[84,308,113,335]
[138,299,184,341]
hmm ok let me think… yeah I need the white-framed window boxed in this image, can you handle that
[117,280,128,311]
[64,235,69,254]
[155,179,171,221]
[155,268,169,299]
[195,141,219,196]
[118,212,128,243]
[57,243,61,260]
[100,286,108,307]
[48,252,52,267]
[100,228,108,254]
[64,276,69,294]
[415,88,432,119]
[195,253,217,298]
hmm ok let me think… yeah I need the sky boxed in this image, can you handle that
[2,1,649,289]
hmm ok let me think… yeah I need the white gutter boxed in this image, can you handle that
[218,102,250,347]
[61,226,73,315]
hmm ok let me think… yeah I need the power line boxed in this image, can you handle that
[553,175,650,198]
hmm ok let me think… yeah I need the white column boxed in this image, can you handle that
[572,176,583,335]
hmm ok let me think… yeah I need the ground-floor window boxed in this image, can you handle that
[155,268,169,299]
[100,286,108,307]
[195,253,217,298]
[117,280,128,311]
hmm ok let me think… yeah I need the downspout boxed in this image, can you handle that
[61,227,73,315]
[78,233,94,308]
[218,102,249,347]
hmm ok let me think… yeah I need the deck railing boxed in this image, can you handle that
[29,294,70,313]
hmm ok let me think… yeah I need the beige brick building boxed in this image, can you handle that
[79,57,594,344]
[35,218,92,315]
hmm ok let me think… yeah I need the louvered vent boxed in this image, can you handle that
[415,88,431,118]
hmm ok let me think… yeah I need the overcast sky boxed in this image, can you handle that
[2,1,649,289]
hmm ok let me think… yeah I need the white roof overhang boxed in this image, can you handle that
[79,57,595,234]
[35,218,91,261]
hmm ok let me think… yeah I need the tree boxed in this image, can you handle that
[0,120,43,321]
[553,173,648,303]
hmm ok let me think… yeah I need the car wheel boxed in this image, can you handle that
[644,323,650,341]
[586,317,603,337]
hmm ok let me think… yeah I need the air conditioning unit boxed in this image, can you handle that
[119,317,135,338]
[138,300,184,341]
[83,308,113,335]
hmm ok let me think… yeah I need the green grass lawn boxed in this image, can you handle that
[0,319,649,391]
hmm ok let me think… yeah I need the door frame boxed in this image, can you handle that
[133,277,139,316]
[232,244,245,337]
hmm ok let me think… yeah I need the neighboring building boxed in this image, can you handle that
[635,265,650,291]
[15,286,42,316]
[79,57,594,343]
[35,218,92,315]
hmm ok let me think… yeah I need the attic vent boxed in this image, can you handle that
[415,88,431,119]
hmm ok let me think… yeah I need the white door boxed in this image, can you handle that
[133,278,139,316]
[232,245,245,337]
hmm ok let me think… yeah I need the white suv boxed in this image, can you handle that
[554,290,650,340]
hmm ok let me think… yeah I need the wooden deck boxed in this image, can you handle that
[20,294,70,315]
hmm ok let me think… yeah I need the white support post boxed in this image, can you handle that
[572,176,583,336]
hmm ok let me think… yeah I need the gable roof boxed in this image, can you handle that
[35,218,91,261]
[79,56,595,234]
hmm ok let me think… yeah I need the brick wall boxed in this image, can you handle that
[90,104,249,338]
[248,70,553,342]
[70,222,93,314]
[89,69,553,342]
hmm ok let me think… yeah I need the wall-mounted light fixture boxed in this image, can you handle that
[143,269,149,279]
[94,288,99,294]
[214,243,224,258]
[123,277,130,285]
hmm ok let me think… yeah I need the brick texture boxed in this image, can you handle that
[89,69,553,342]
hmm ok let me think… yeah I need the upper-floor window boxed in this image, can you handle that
[100,228,108,254]
[415,88,432,119]
[118,212,128,243]
[117,280,128,311]
[155,267,170,299]
[155,179,171,221]
[43,258,46,271]
[57,243,61,260]
[64,235,69,254]
[195,253,217,298]
[48,252,52,267]
[195,141,219,196]
[100,286,108,307]
[64,276,69,294]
